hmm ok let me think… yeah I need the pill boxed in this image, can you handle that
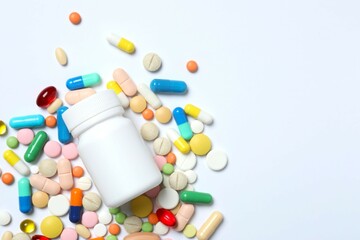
[47,98,63,114]
[48,194,70,216]
[10,114,45,129]
[66,73,101,90]
[137,83,162,109]
[39,159,57,177]
[65,88,96,105]
[142,109,154,120]
[7,136,19,148]
[184,170,197,183]
[147,213,159,225]
[144,185,161,198]
[45,115,57,128]
[18,177,32,213]
[153,221,169,235]
[12,233,30,240]
[108,223,121,235]
[114,212,127,224]
[155,106,172,123]
[154,155,167,170]
[153,137,172,155]
[32,191,49,208]
[183,224,197,238]
[20,219,36,234]
[156,188,179,209]
[107,33,135,54]
[140,122,159,141]
[57,106,72,144]
[130,195,153,218]
[109,207,119,215]
[60,228,78,240]
[113,68,137,96]
[162,163,174,175]
[98,210,113,225]
[72,166,84,178]
[62,142,78,160]
[166,152,176,164]
[69,188,83,223]
[190,119,204,133]
[36,86,57,108]
[30,165,38,174]
[1,231,12,240]
[75,224,91,239]
[24,130,48,162]
[142,222,153,232]
[77,176,92,190]
[156,208,176,227]
[30,174,61,195]
[17,129,34,145]
[123,232,160,240]
[150,79,187,94]
[43,141,61,158]
[186,60,198,73]
[180,191,212,204]
[1,172,14,185]
[0,120,7,135]
[175,152,197,171]
[173,107,193,140]
[166,128,191,154]
[106,80,130,108]
[69,12,81,25]
[81,211,98,228]
[57,158,74,190]
[143,53,162,72]
[82,192,102,211]
[106,236,117,240]
[40,216,63,238]
[189,133,211,156]
[0,210,11,226]
[3,149,30,176]
[130,95,147,113]
[174,204,195,231]
[55,47,68,66]
[169,171,188,190]
[206,149,228,171]
[196,211,223,240]
[94,223,107,236]
[124,216,142,233]
[184,104,213,125]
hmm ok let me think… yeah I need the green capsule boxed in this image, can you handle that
[180,190,213,204]
[24,131,48,162]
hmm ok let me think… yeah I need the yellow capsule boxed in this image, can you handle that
[107,33,135,54]
[0,120,7,135]
[106,81,129,108]
[167,129,191,154]
[184,104,213,125]
[3,150,30,176]
[196,211,223,240]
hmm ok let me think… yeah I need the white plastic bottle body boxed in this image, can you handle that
[77,116,162,208]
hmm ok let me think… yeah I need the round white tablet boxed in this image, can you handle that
[0,210,11,226]
[30,165,39,174]
[184,170,197,184]
[98,210,113,225]
[176,152,197,171]
[156,188,179,209]
[190,120,204,134]
[206,149,228,171]
[48,194,70,216]
[153,221,169,235]
[77,176,92,190]
[93,223,107,237]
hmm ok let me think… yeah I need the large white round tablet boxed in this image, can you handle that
[156,188,179,209]
[206,149,228,171]
[98,210,113,225]
[0,210,11,226]
[48,194,70,216]
[93,223,107,237]
[175,152,197,171]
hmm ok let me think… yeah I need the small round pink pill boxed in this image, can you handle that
[145,185,161,198]
[44,140,62,158]
[82,211,98,228]
[17,128,34,145]
[60,227,78,240]
[154,155,166,170]
[62,143,78,160]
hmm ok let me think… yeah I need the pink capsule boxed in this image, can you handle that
[36,86,57,108]
[156,208,176,227]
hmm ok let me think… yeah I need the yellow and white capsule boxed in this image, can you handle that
[166,128,191,154]
[3,150,30,176]
[184,104,213,125]
[107,33,135,54]
[106,80,130,108]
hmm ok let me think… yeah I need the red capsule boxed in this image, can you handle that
[156,208,176,227]
[32,235,51,240]
[36,86,57,108]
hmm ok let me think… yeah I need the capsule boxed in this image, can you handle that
[180,191,212,204]
[9,114,45,129]
[173,107,193,141]
[30,174,61,195]
[3,150,30,176]
[57,106,72,144]
[18,177,32,214]
[166,128,190,154]
[184,104,213,125]
[150,79,187,94]
[106,80,130,108]
[24,131,48,163]
[57,158,74,190]
[137,83,162,109]
[69,188,83,223]
[107,33,135,54]
[196,211,223,240]
[156,208,176,227]
[66,73,101,90]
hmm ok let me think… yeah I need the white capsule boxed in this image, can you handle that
[137,83,162,109]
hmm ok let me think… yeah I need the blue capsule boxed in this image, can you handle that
[66,73,101,90]
[9,114,45,129]
[150,79,187,94]
[18,177,32,214]
[57,106,72,144]
[173,107,193,141]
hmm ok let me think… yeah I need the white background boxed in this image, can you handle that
[0,0,360,239]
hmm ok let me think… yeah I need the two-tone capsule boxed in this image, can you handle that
[18,177,32,214]
[69,188,83,223]
[24,130,48,163]
[3,150,30,176]
[184,104,213,125]
[107,33,135,54]
[150,79,187,94]
[66,73,101,90]
[57,106,72,144]
[166,128,190,154]
[106,80,130,108]
[9,114,45,129]
[173,107,193,141]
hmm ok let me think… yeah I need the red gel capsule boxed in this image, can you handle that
[36,86,57,108]
[32,235,51,240]
[156,208,176,227]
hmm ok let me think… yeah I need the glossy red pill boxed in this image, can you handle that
[156,208,176,227]
[32,235,51,240]
[36,86,57,108]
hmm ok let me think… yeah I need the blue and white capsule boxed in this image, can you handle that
[66,73,101,90]
[18,177,32,214]
[150,79,187,94]
[9,114,45,129]
[173,107,193,141]
[57,106,72,144]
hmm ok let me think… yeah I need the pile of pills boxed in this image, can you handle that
[0,11,228,240]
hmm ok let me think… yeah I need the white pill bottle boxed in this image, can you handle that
[63,90,162,207]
